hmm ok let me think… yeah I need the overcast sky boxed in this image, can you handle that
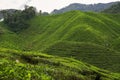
[0,0,120,13]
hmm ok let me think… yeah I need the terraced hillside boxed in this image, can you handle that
[0,23,20,49]
[0,11,120,73]
[15,11,120,72]
[44,41,120,72]
[0,48,120,80]
[18,11,120,50]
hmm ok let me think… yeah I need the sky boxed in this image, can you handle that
[0,0,120,13]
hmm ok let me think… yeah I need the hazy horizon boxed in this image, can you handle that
[0,0,120,13]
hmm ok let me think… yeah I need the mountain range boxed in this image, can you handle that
[103,2,120,13]
[52,2,119,14]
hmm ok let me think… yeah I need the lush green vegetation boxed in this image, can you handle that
[0,48,120,80]
[3,6,36,32]
[16,11,120,72]
[0,10,120,79]
[18,11,120,51]
[43,41,120,72]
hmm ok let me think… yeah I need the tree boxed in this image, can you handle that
[22,5,36,19]
[42,12,49,16]
[3,6,36,33]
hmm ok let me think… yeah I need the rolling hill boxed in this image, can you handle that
[0,10,120,76]
[18,11,120,51]
[20,11,120,72]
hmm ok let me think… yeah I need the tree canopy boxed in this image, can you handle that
[3,6,36,33]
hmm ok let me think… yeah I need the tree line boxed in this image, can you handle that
[2,6,36,33]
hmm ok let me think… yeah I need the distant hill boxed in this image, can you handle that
[103,2,120,13]
[51,2,119,14]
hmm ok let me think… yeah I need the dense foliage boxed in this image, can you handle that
[3,6,36,32]
[0,48,120,80]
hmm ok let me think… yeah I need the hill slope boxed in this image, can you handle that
[19,11,120,51]
[43,41,120,72]
[0,11,120,73]
[17,11,120,72]
[0,23,20,49]
[0,48,120,80]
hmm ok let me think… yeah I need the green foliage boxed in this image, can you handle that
[0,27,4,34]
[42,12,49,16]
[43,41,120,72]
[17,11,120,72]
[3,6,36,33]
[18,11,120,51]
[0,48,120,80]
[0,10,120,78]
[22,6,36,19]
[4,11,28,32]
